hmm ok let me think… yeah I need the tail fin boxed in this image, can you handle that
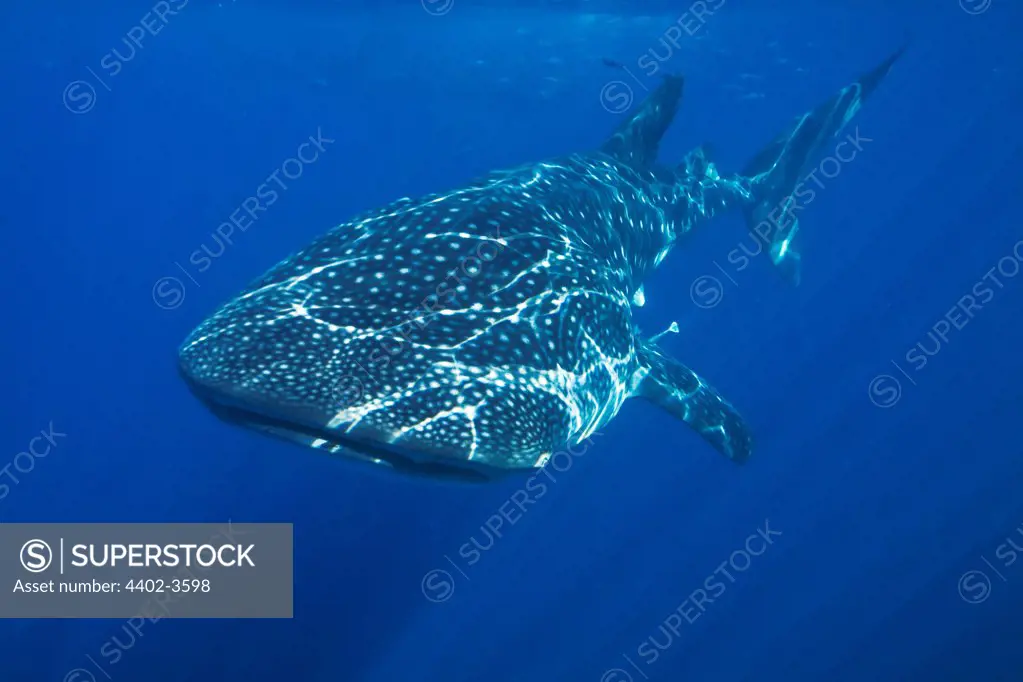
[742,44,906,284]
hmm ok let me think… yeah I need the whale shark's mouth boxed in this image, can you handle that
[178,362,515,484]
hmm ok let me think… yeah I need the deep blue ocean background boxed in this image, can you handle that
[3,0,1023,680]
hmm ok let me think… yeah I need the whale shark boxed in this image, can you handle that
[178,47,903,481]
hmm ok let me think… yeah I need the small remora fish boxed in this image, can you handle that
[178,47,904,481]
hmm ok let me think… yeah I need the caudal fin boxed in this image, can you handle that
[742,44,906,284]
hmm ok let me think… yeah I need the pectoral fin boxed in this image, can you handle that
[633,339,752,463]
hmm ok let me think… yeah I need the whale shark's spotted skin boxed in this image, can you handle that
[180,153,745,470]
[179,49,902,480]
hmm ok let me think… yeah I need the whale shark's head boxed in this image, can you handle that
[178,289,536,483]
[176,262,536,483]
[176,192,596,482]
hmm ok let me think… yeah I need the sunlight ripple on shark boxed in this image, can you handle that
[178,47,904,481]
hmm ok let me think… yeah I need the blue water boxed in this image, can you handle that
[3,1,1023,680]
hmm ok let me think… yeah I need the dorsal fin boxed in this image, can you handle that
[678,143,715,177]
[600,74,684,168]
